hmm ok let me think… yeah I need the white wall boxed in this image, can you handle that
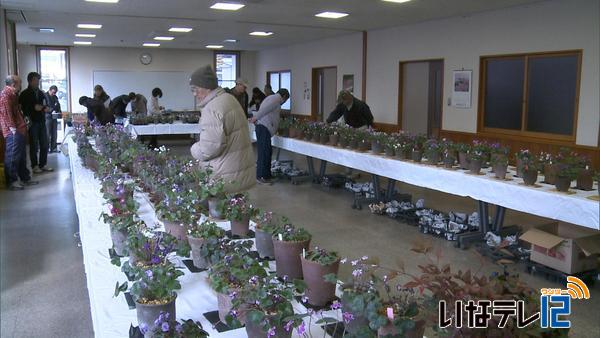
[0,9,7,84]
[366,0,599,146]
[254,33,363,116]
[16,45,256,113]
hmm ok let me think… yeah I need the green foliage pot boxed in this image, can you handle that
[555,177,572,192]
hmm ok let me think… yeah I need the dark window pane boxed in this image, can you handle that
[526,55,578,135]
[483,58,525,130]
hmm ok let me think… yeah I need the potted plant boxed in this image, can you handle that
[553,151,579,192]
[456,143,471,169]
[423,138,441,165]
[300,247,341,307]
[489,143,509,174]
[225,194,259,237]
[156,184,199,242]
[273,223,312,280]
[384,137,397,158]
[411,134,426,162]
[187,220,225,269]
[356,129,371,152]
[337,125,352,148]
[538,152,556,184]
[396,134,413,160]
[440,139,456,168]
[208,250,268,324]
[516,150,540,186]
[370,131,388,154]
[329,124,340,146]
[254,211,280,259]
[575,155,593,190]
[140,312,209,338]
[467,141,489,174]
[371,289,431,338]
[319,123,331,144]
[230,276,305,338]
[100,212,141,257]
[115,262,184,334]
[278,117,292,137]
[491,153,509,179]
[201,178,226,219]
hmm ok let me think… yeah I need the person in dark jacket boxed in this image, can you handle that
[326,90,374,128]
[44,85,61,153]
[79,96,114,126]
[19,72,53,173]
[225,78,249,117]
[248,87,266,114]
[109,92,136,124]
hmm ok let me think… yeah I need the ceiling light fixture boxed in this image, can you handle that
[206,45,224,49]
[210,2,245,11]
[143,43,160,47]
[315,11,349,19]
[169,27,193,33]
[154,36,175,41]
[74,41,92,45]
[77,24,102,29]
[38,28,55,33]
[249,31,273,37]
[75,33,96,38]
[85,0,120,3]
[224,39,238,43]
[381,0,412,3]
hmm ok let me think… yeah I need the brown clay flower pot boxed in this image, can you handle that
[494,164,508,179]
[358,140,370,152]
[288,127,297,139]
[162,220,189,242]
[555,177,572,192]
[339,138,349,148]
[469,159,482,174]
[371,141,383,154]
[396,150,410,160]
[384,147,395,157]
[426,152,441,165]
[319,134,329,144]
[544,164,558,184]
[273,239,310,280]
[296,130,304,140]
[188,236,209,269]
[458,152,470,169]
[349,139,359,149]
[255,228,275,259]
[312,134,320,143]
[329,134,339,146]
[208,198,223,219]
[516,158,524,177]
[411,150,423,163]
[576,169,594,190]
[110,227,128,256]
[377,320,425,338]
[443,156,455,168]
[304,133,312,142]
[217,291,247,325]
[136,295,176,334]
[301,256,340,307]
[245,319,291,338]
[230,217,250,237]
[522,169,538,186]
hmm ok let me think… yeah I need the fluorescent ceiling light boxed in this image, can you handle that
[210,2,245,11]
[74,41,92,45]
[85,0,119,3]
[154,36,174,41]
[77,24,102,29]
[143,43,160,47]
[169,27,193,33]
[315,11,349,19]
[382,0,412,3]
[75,33,96,38]
[224,39,238,43]
[39,28,55,33]
[249,31,273,36]
[206,45,224,49]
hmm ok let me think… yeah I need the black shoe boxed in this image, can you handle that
[256,178,273,185]
[22,180,39,186]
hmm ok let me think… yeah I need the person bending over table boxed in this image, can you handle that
[79,96,114,126]
[326,90,374,129]
[109,92,135,124]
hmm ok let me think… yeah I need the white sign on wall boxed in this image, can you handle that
[452,70,472,108]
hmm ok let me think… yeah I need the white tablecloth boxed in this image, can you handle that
[128,121,200,137]
[270,136,599,230]
[66,137,338,338]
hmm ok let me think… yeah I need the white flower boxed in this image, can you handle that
[340,258,347,264]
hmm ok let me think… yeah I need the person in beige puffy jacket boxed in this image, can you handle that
[189,65,256,194]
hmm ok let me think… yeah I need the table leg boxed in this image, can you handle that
[319,160,328,177]
[372,174,382,202]
[385,179,396,202]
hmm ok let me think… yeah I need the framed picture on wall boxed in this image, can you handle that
[452,70,472,108]
[343,74,354,93]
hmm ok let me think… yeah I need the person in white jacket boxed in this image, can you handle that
[249,88,290,184]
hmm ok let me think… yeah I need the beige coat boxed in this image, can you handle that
[191,88,255,194]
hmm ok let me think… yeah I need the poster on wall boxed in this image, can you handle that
[452,70,472,108]
[343,74,354,93]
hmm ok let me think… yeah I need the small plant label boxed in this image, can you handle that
[387,307,394,320]
[278,233,283,241]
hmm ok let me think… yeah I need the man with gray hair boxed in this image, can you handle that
[326,90,374,128]
[0,75,38,190]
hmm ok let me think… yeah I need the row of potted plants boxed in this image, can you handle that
[75,124,570,337]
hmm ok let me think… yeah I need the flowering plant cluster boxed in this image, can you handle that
[516,149,542,172]
[208,249,268,294]
[304,247,339,266]
[274,223,312,242]
[115,262,184,305]
[225,194,259,221]
[141,312,209,337]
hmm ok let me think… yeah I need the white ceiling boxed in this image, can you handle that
[3,0,547,51]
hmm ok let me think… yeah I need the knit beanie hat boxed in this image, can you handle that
[190,65,218,90]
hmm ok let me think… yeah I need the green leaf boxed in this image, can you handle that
[246,309,265,324]
[323,273,338,284]
[316,317,339,325]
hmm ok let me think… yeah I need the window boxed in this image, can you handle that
[214,52,239,89]
[37,47,70,141]
[479,51,581,140]
[267,70,291,111]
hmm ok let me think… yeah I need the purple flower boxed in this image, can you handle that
[175,323,182,333]
[139,323,148,334]
[161,321,170,332]
[342,312,355,324]
[301,295,308,303]
[267,327,276,337]
[150,256,161,265]
[352,269,363,277]
[296,322,306,335]
[228,291,238,299]
[145,270,153,279]
[331,300,341,310]
[284,320,294,332]
[230,309,238,318]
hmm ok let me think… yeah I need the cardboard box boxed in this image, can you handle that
[520,222,600,274]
